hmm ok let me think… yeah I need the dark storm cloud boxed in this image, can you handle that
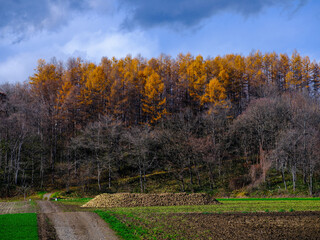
[0,0,87,38]
[0,0,307,39]
[120,0,308,29]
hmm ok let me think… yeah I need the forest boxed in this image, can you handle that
[0,51,319,197]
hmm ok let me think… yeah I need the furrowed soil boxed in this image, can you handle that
[0,201,36,214]
[130,211,320,240]
[36,201,118,240]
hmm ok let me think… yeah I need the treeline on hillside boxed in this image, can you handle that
[0,51,320,197]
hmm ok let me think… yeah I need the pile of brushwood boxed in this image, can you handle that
[82,193,220,208]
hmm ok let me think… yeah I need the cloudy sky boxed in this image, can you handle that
[0,0,319,83]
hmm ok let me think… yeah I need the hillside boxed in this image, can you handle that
[0,52,320,198]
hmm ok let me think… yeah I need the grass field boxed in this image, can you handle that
[57,197,93,202]
[90,198,320,240]
[0,213,39,240]
[60,197,320,212]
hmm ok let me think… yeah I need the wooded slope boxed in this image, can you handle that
[0,51,319,197]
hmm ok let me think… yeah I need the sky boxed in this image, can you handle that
[0,0,319,84]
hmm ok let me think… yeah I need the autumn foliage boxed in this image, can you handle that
[28,51,320,128]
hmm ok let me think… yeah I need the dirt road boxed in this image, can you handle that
[43,193,53,201]
[37,201,118,240]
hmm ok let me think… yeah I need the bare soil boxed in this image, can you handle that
[0,201,36,214]
[37,213,58,240]
[140,211,320,240]
[43,193,53,201]
[37,200,62,213]
[36,201,118,240]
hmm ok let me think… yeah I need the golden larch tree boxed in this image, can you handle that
[201,77,227,111]
[187,55,207,104]
[142,68,167,124]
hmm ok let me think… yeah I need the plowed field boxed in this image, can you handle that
[0,201,36,214]
[105,210,320,239]
[144,212,320,240]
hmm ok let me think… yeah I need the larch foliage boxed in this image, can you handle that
[142,69,167,124]
[187,55,207,103]
[201,77,227,109]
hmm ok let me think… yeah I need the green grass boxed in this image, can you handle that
[216,197,320,201]
[95,210,147,240]
[36,191,47,199]
[56,197,93,202]
[0,213,39,240]
[50,192,61,199]
[55,197,94,206]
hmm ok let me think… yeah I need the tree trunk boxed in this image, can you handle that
[218,155,221,177]
[0,148,2,170]
[143,166,146,193]
[15,141,23,185]
[259,142,266,182]
[50,143,54,185]
[309,171,313,196]
[9,140,18,183]
[303,121,307,186]
[108,160,111,189]
[40,155,44,189]
[3,149,8,183]
[303,170,307,185]
[97,162,101,191]
[292,163,296,192]
[189,166,194,192]
[196,166,201,187]
[139,159,143,193]
[208,162,214,190]
[180,172,185,192]
[193,158,201,187]
[281,164,287,190]
[66,167,70,193]
[31,158,34,185]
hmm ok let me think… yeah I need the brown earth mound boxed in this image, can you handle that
[82,193,220,208]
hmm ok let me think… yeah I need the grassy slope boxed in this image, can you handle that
[0,213,39,240]
[43,167,320,201]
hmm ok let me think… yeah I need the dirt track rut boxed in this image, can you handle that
[37,201,118,240]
